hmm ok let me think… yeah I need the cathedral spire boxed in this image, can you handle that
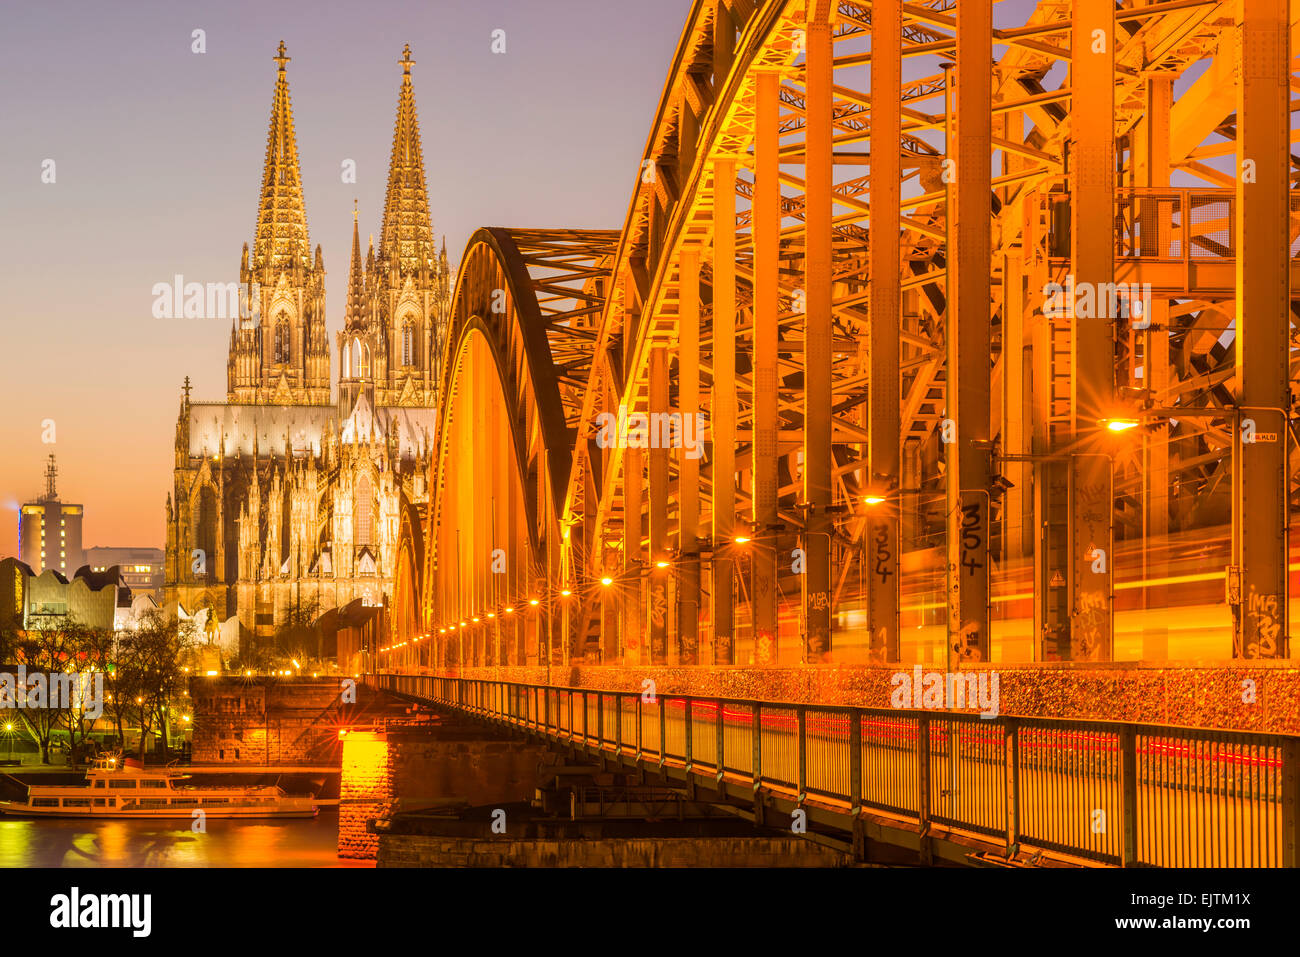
[379,44,434,276]
[345,200,366,330]
[252,41,310,274]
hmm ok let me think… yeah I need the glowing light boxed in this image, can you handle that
[600,577,613,587]
[505,607,515,614]
[655,561,669,569]
[560,589,572,597]
[863,495,886,506]
[734,536,750,545]
[204,670,218,677]
[487,613,496,619]
[529,598,539,606]
[1102,417,1140,433]
[182,715,191,723]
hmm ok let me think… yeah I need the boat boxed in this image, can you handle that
[0,754,317,819]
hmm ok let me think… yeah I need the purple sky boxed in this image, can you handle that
[0,0,692,553]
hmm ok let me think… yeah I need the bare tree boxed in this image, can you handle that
[115,612,189,762]
[12,618,88,764]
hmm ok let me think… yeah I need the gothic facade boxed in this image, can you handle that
[165,43,449,660]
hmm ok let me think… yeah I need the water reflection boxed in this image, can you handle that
[0,809,368,867]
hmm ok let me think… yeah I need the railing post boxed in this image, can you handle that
[716,698,726,782]
[635,696,643,763]
[597,692,604,751]
[752,704,763,824]
[659,697,668,767]
[1120,725,1138,867]
[1284,737,1298,869]
[796,706,807,802]
[849,710,862,812]
[1004,718,1020,857]
[917,715,931,864]
[684,698,693,772]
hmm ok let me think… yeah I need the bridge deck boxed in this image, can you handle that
[372,674,1298,868]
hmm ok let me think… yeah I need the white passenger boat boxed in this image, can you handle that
[0,754,317,819]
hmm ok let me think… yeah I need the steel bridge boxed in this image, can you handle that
[373,673,1298,867]
[383,0,1298,671]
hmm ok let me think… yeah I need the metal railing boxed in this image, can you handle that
[372,673,1298,868]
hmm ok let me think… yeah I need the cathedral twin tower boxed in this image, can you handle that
[166,43,448,661]
[228,42,450,409]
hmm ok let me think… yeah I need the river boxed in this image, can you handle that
[0,808,367,867]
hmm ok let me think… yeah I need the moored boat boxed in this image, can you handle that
[0,754,317,819]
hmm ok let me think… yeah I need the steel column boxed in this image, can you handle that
[648,345,670,663]
[623,447,644,665]
[678,249,702,665]
[1067,0,1116,661]
[868,0,902,663]
[711,157,738,665]
[1232,0,1290,659]
[752,67,782,665]
[945,0,993,667]
[802,0,834,662]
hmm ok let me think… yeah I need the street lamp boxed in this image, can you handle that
[1100,417,1140,433]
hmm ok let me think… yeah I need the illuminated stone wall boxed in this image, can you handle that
[377,834,849,868]
[339,730,392,859]
[191,676,377,764]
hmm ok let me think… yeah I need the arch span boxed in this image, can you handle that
[389,0,1300,671]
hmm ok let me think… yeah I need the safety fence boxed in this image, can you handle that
[372,673,1297,867]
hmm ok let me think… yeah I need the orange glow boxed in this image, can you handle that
[600,577,613,587]
[1102,417,1140,433]
[734,536,750,545]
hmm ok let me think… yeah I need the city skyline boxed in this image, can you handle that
[0,0,690,552]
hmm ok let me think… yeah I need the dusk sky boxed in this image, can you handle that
[0,0,691,554]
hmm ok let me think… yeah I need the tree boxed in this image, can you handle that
[273,596,321,670]
[60,625,116,768]
[12,618,89,764]
[115,612,189,762]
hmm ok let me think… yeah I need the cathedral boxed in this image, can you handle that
[164,43,449,661]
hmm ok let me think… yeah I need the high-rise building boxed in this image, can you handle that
[84,547,165,602]
[165,43,447,659]
[18,455,84,578]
